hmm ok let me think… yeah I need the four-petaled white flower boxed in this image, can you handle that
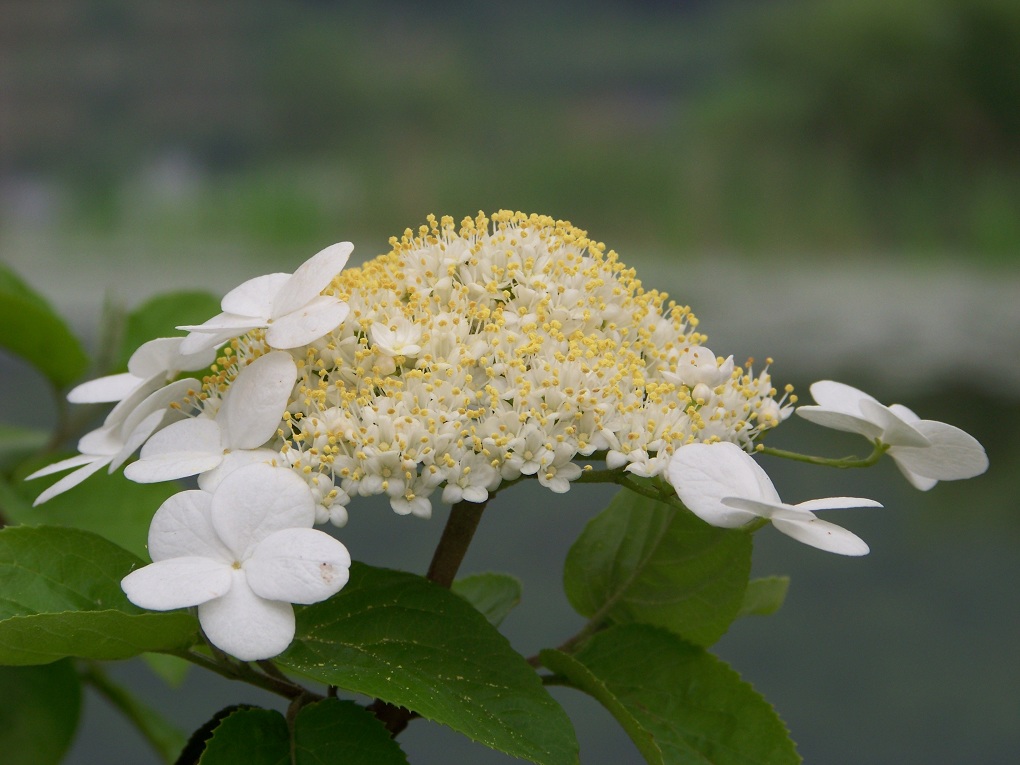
[178,242,353,354]
[121,463,351,661]
[124,351,297,488]
[27,376,200,505]
[67,337,215,405]
[667,442,879,555]
[796,380,989,490]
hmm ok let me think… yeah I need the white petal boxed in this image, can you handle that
[109,409,169,471]
[198,569,296,660]
[220,273,290,318]
[177,322,257,356]
[858,399,930,447]
[720,496,787,517]
[67,373,141,404]
[793,497,883,512]
[795,406,883,440]
[807,380,879,414]
[123,418,223,483]
[147,490,233,563]
[32,457,111,505]
[211,464,315,559]
[217,351,296,449]
[127,338,184,377]
[667,442,781,527]
[119,377,200,438]
[271,242,352,318]
[197,448,280,492]
[121,557,233,610]
[769,510,870,556]
[265,297,350,350]
[246,527,350,605]
[102,373,166,430]
[888,419,989,484]
[27,453,102,480]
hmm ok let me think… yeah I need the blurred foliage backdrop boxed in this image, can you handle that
[2,0,1018,260]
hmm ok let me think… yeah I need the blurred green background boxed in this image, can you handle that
[1,0,1018,763]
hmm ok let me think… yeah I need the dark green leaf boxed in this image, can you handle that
[0,263,89,389]
[278,563,578,765]
[117,291,221,370]
[0,659,81,765]
[739,576,790,618]
[452,572,523,627]
[196,708,289,765]
[294,699,409,764]
[563,487,752,646]
[541,625,800,765]
[7,459,180,559]
[0,525,198,664]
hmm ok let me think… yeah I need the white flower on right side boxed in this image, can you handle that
[178,242,353,354]
[796,380,989,490]
[121,463,351,661]
[667,442,879,556]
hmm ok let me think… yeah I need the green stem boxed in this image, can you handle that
[758,441,887,468]
[425,498,490,588]
[173,648,319,702]
[370,498,492,737]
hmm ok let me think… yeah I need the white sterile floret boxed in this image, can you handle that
[67,337,215,405]
[27,376,201,505]
[667,442,879,555]
[124,351,297,488]
[121,463,351,660]
[796,380,988,490]
[178,242,353,354]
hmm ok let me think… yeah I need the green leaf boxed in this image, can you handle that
[7,455,181,559]
[195,707,290,765]
[452,572,523,627]
[6,460,180,559]
[739,576,790,618]
[0,263,89,389]
[294,699,409,764]
[82,663,186,764]
[184,702,411,765]
[0,659,82,765]
[0,525,198,664]
[117,291,221,370]
[541,625,800,765]
[278,563,578,765]
[563,487,752,646]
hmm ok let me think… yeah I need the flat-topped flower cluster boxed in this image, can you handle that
[274,211,792,520]
[28,210,987,659]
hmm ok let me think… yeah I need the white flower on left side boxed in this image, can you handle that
[667,442,879,556]
[178,242,353,354]
[121,463,351,661]
[26,376,200,505]
[124,351,297,489]
[66,337,215,406]
[796,380,989,490]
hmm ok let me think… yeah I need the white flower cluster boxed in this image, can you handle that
[27,210,987,657]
